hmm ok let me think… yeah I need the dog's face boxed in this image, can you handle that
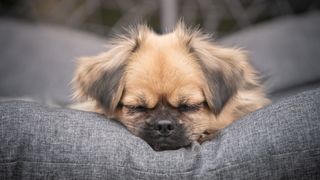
[73,23,269,151]
[115,34,214,150]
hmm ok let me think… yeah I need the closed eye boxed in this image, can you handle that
[177,102,204,112]
[123,105,148,113]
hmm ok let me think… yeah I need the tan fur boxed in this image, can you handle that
[71,22,270,145]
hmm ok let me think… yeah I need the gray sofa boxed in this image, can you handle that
[0,12,320,179]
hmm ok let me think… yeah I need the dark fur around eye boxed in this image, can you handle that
[178,103,204,112]
[124,105,148,113]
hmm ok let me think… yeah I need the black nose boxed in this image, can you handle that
[154,120,176,136]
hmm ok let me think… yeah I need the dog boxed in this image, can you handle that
[71,22,270,151]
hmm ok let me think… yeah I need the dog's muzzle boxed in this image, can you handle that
[140,119,190,151]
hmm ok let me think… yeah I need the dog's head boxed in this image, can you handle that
[73,23,262,151]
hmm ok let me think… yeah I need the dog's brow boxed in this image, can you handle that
[137,94,147,106]
[176,94,205,106]
[178,95,188,105]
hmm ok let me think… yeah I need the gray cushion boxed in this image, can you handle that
[1,88,320,179]
[0,18,107,106]
[219,12,320,94]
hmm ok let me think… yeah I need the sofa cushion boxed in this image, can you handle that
[219,12,320,95]
[1,88,320,179]
[0,18,107,106]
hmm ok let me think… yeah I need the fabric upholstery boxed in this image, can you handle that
[0,18,107,106]
[219,12,320,94]
[1,12,320,180]
[1,88,320,179]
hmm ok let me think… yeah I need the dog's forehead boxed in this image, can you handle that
[121,32,206,107]
[126,34,204,85]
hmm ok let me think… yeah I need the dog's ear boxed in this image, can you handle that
[72,25,150,115]
[193,46,246,115]
[175,22,255,114]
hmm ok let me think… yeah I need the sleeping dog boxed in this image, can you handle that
[71,22,270,151]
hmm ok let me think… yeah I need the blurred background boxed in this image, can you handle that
[0,0,319,106]
[1,0,319,37]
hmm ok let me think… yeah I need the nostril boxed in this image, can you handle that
[155,124,162,131]
[167,124,174,131]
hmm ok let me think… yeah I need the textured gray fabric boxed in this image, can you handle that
[270,81,320,102]
[219,12,320,94]
[1,88,320,179]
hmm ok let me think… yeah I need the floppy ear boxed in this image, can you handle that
[175,23,253,114]
[72,25,149,115]
[193,45,247,115]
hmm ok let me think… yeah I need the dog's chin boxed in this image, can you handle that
[151,143,182,151]
[148,140,191,151]
[140,135,192,151]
